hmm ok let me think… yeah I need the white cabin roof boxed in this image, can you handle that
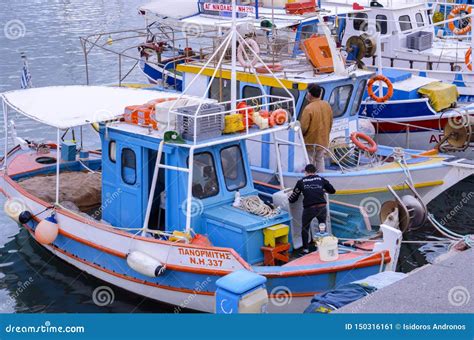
[139,0,199,20]
[140,0,368,29]
[1,86,171,129]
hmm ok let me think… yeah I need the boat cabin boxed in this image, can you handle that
[340,1,433,57]
[99,97,293,265]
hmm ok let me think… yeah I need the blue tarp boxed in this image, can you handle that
[304,283,377,313]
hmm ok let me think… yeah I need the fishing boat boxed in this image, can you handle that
[81,5,474,224]
[325,0,474,157]
[329,0,474,99]
[0,55,405,313]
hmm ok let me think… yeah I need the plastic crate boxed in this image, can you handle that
[406,31,433,51]
[177,103,225,141]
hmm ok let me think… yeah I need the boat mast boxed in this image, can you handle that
[230,0,237,114]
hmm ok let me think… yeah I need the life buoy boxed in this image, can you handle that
[237,38,260,68]
[350,132,378,154]
[466,48,472,71]
[255,63,284,74]
[448,5,472,35]
[269,109,288,127]
[367,75,393,103]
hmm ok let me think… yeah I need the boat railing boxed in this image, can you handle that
[80,24,219,87]
[248,136,386,174]
[168,94,296,146]
[367,116,443,150]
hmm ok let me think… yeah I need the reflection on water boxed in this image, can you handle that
[0,0,473,313]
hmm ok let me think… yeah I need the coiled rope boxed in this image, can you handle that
[237,195,280,218]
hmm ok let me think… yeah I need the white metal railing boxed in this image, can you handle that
[168,94,295,146]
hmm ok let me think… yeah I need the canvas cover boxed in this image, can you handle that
[418,82,459,112]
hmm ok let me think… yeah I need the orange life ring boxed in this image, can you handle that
[269,109,288,127]
[466,48,473,71]
[448,5,472,35]
[255,63,284,74]
[367,75,393,103]
[350,132,378,154]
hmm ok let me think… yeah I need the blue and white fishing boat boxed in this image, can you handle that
[1,8,408,311]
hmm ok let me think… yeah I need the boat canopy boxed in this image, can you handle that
[1,86,169,129]
[139,0,200,20]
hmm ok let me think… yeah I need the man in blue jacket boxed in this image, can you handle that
[288,164,336,254]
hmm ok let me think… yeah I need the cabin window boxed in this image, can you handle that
[350,80,367,116]
[221,145,247,191]
[109,141,117,163]
[209,78,239,103]
[329,85,353,118]
[415,13,424,27]
[352,13,368,31]
[270,87,299,114]
[301,23,318,40]
[399,15,412,31]
[242,85,263,105]
[191,152,219,199]
[121,148,136,185]
[376,15,388,34]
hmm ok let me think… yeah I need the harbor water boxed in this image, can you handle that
[0,0,472,313]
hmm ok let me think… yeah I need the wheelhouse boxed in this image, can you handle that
[177,62,372,174]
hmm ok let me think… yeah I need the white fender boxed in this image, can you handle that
[127,251,165,278]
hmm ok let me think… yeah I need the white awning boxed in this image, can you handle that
[1,86,173,129]
[139,0,199,19]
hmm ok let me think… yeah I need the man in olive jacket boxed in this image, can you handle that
[300,84,333,172]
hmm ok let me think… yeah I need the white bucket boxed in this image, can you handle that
[318,236,339,262]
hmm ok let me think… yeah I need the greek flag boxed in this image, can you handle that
[20,53,32,89]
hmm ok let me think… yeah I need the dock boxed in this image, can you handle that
[336,249,473,313]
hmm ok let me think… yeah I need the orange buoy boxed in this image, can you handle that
[448,5,472,35]
[350,132,378,154]
[191,234,212,247]
[367,75,394,103]
[237,101,254,127]
[269,109,288,127]
[35,215,59,245]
